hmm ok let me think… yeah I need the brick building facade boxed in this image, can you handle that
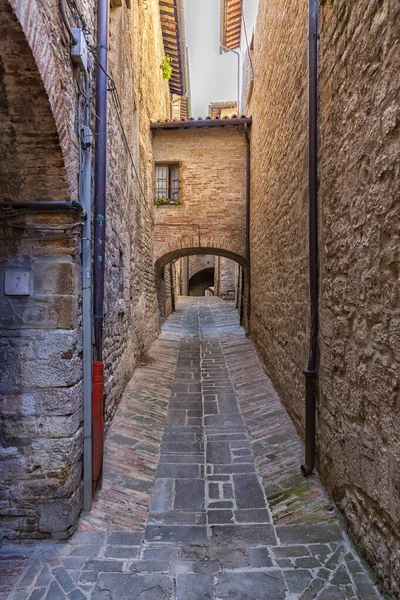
[152,118,250,319]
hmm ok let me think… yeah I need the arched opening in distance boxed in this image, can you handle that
[189,267,215,296]
[155,247,248,331]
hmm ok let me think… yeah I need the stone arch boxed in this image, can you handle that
[154,232,246,273]
[188,267,215,297]
[155,246,247,277]
[0,0,73,203]
[188,255,215,281]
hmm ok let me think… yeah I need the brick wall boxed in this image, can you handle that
[249,0,400,594]
[250,0,309,430]
[153,126,248,268]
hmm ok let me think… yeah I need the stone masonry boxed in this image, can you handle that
[214,257,236,300]
[1,299,382,599]
[247,0,400,595]
[0,0,171,540]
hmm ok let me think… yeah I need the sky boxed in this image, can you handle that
[184,0,259,117]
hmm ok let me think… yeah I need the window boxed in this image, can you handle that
[155,164,180,201]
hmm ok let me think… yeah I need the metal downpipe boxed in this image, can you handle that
[93,0,109,362]
[302,0,319,477]
[81,117,93,512]
[244,123,251,336]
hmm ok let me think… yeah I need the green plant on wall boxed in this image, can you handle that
[154,196,181,206]
[161,56,173,80]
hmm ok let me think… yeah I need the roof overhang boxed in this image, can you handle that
[159,0,186,96]
[220,0,243,53]
[151,116,252,130]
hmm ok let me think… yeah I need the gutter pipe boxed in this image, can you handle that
[81,71,93,511]
[0,201,83,213]
[93,0,109,362]
[91,0,109,496]
[244,123,251,335]
[301,0,319,477]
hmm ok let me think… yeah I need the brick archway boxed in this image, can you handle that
[0,0,73,203]
[154,246,247,277]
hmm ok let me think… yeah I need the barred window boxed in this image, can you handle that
[155,164,180,200]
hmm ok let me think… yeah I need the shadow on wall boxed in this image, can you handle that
[189,267,215,296]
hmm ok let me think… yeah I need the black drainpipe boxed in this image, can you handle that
[0,201,83,212]
[301,0,319,476]
[244,123,251,336]
[93,0,109,361]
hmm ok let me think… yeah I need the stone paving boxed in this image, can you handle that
[1,298,385,599]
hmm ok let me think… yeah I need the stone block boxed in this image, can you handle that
[19,356,81,388]
[215,572,286,599]
[38,485,82,534]
[31,429,82,472]
[145,525,207,543]
[177,574,213,600]
[0,294,78,330]
[33,262,76,296]
[173,479,204,511]
[3,409,81,439]
[95,573,174,600]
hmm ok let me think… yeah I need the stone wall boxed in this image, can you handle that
[215,257,236,300]
[249,0,400,594]
[0,0,170,540]
[0,0,93,541]
[318,2,400,594]
[102,0,170,424]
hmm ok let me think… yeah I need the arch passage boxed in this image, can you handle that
[152,125,249,276]
[189,267,215,296]
[0,0,71,203]
[155,246,247,277]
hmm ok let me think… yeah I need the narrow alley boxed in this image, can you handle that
[2,299,381,600]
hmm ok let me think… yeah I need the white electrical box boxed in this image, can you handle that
[71,28,88,71]
[4,270,31,296]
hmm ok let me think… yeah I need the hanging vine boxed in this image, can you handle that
[161,56,173,80]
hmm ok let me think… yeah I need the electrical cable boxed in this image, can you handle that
[88,45,116,91]
[86,43,155,227]
[241,11,255,79]
[0,233,80,241]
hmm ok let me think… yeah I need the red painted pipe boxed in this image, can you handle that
[92,361,104,496]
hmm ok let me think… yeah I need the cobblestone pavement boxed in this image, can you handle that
[1,299,384,599]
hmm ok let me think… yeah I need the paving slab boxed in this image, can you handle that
[3,298,384,600]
